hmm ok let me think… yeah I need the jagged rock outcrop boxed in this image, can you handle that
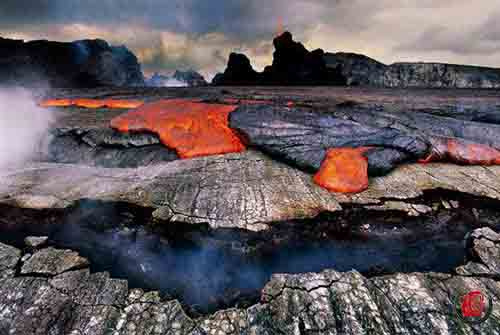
[262,31,345,85]
[0,37,144,87]
[0,226,498,334]
[46,127,178,168]
[457,228,500,277]
[213,32,346,86]
[212,53,261,85]
[325,52,500,88]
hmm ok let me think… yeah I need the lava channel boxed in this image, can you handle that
[110,99,246,158]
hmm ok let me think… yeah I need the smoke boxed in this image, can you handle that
[162,78,189,87]
[0,88,54,170]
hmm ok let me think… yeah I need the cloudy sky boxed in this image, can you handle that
[1,0,500,80]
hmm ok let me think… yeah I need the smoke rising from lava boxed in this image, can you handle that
[0,88,54,170]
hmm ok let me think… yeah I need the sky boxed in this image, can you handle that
[1,0,500,80]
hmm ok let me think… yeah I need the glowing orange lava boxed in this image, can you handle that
[420,138,500,165]
[110,99,246,158]
[313,147,372,194]
[40,98,144,109]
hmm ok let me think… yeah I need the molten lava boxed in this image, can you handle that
[110,99,246,158]
[313,147,372,193]
[420,137,500,165]
[40,98,144,109]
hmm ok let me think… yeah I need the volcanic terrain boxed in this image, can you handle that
[1,86,500,334]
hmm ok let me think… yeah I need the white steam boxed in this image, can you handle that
[0,88,54,169]
[163,78,189,87]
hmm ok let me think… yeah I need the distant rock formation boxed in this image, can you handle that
[214,32,500,88]
[212,32,346,86]
[325,52,500,88]
[212,53,261,85]
[323,52,387,86]
[146,70,207,87]
[172,70,207,86]
[0,37,144,87]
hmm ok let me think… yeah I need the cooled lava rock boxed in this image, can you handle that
[47,127,178,168]
[229,104,429,173]
[0,37,144,87]
[229,104,500,192]
[336,104,500,163]
[1,227,499,334]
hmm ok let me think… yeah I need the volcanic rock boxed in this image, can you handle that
[0,243,21,279]
[0,227,499,334]
[0,151,339,231]
[212,53,262,85]
[20,247,89,276]
[47,127,178,168]
[324,52,388,86]
[0,37,144,87]
[384,62,500,88]
[24,236,49,249]
[263,31,345,85]
[213,32,346,86]
[325,52,500,88]
[457,228,500,277]
[4,151,500,230]
[229,104,429,173]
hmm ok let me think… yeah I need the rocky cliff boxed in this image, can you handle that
[0,37,144,87]
[214,32,500,88]
[325,52,500,88]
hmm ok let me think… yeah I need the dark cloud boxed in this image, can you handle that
[397,10,500,56]
[1,0,500,77]
[0,0,53,28]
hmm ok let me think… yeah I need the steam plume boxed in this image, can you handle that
[0,88,54,169]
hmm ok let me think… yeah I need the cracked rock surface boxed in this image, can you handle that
[457,228,500,278]
[0,151,340,231]
[3,150,500,230]
[229,104,429,174]
[21,247,89,276]
[47,127,178,168]
[0,227,499,334]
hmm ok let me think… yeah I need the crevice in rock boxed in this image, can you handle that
[1,189,500,316]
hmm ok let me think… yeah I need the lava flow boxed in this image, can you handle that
[420,137,500,165]
[40,98,144,109]
[313,147,372,193]
[110,99,246,158]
